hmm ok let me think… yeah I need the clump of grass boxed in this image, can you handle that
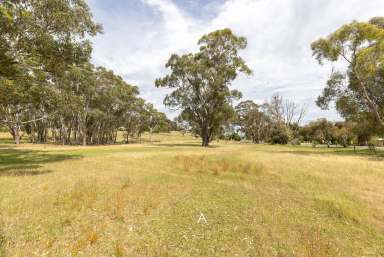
[237,162,252,174]
[175,155,264,177]
[71,181,98,209]
[88,228,99,245]
[114,241,125,257]
[109,190,127,221]
[298,226,334,257]
[197,155,207,173]
[71,225,101,254]
[314,196,364,224]
[221,159,230,172]
[121,177,131,189]
[211,163,220,176]
[55,180,98,210]
[44,237,56,249]
[0,228,6,257]
[234,161,265,175]
[175,156,195,172]
[143,201,159,216]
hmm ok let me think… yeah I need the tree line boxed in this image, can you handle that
[1,0,383,147]
[227,95,378,147]
[0,0,171,145]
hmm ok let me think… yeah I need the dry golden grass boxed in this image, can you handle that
[0,132,383,256]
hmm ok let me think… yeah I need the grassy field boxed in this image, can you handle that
[0,132,383,256]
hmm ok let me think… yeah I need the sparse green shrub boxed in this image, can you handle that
[290,138,301,146]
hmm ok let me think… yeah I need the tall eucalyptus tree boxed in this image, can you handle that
[156,29,252,146]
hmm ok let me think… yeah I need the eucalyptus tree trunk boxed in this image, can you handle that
[124,131,129,144]
[113,130,118,144]
[202,134,210,147]
[60,117,69,145]
[149,127,153,143]
[10,124,21,145]
[7,113,22,145]
[14,131,20,145]
[201,125,210,147]
[81,102,89,146]
[82,130,87,146]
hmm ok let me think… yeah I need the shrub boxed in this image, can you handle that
[229,133,242,141]
[290,138,301,146]
[269,126,290,144]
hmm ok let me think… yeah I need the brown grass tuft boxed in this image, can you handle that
[114,241,125,257]
[110,191,127,221]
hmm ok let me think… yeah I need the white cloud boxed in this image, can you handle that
[89,0,384,122]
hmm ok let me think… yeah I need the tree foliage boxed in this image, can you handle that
[156,28,251,146]
[235,100,269,143]
[0,0,168,145]
[311,17,384,131]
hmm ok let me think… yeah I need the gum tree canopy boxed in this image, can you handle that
[311,17,384,130]
[0,0,101,144]
[0,0,166,145]
[155,29,252,147]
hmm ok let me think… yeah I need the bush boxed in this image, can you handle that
[290,138,301,146]
[229,133,242,141]
[269,126,290,145]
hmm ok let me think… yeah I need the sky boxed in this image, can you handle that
[87,0,384,123]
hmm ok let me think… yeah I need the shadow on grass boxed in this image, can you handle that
[0,138,14,145]
[0,148,82,176]
[0,137,29,145]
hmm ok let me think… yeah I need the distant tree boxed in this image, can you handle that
[299,125,312,142]
[156,29,252,146]
[235,100,269,143]
[269,125,291,145]
[283,98,307,129]
[264,94,306,144]
[266,94,285,126]
[234,95,306,145]
[311,17,384,131]
[146,104,167,139]
[307,118,334,147]
[332,122,355,147]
